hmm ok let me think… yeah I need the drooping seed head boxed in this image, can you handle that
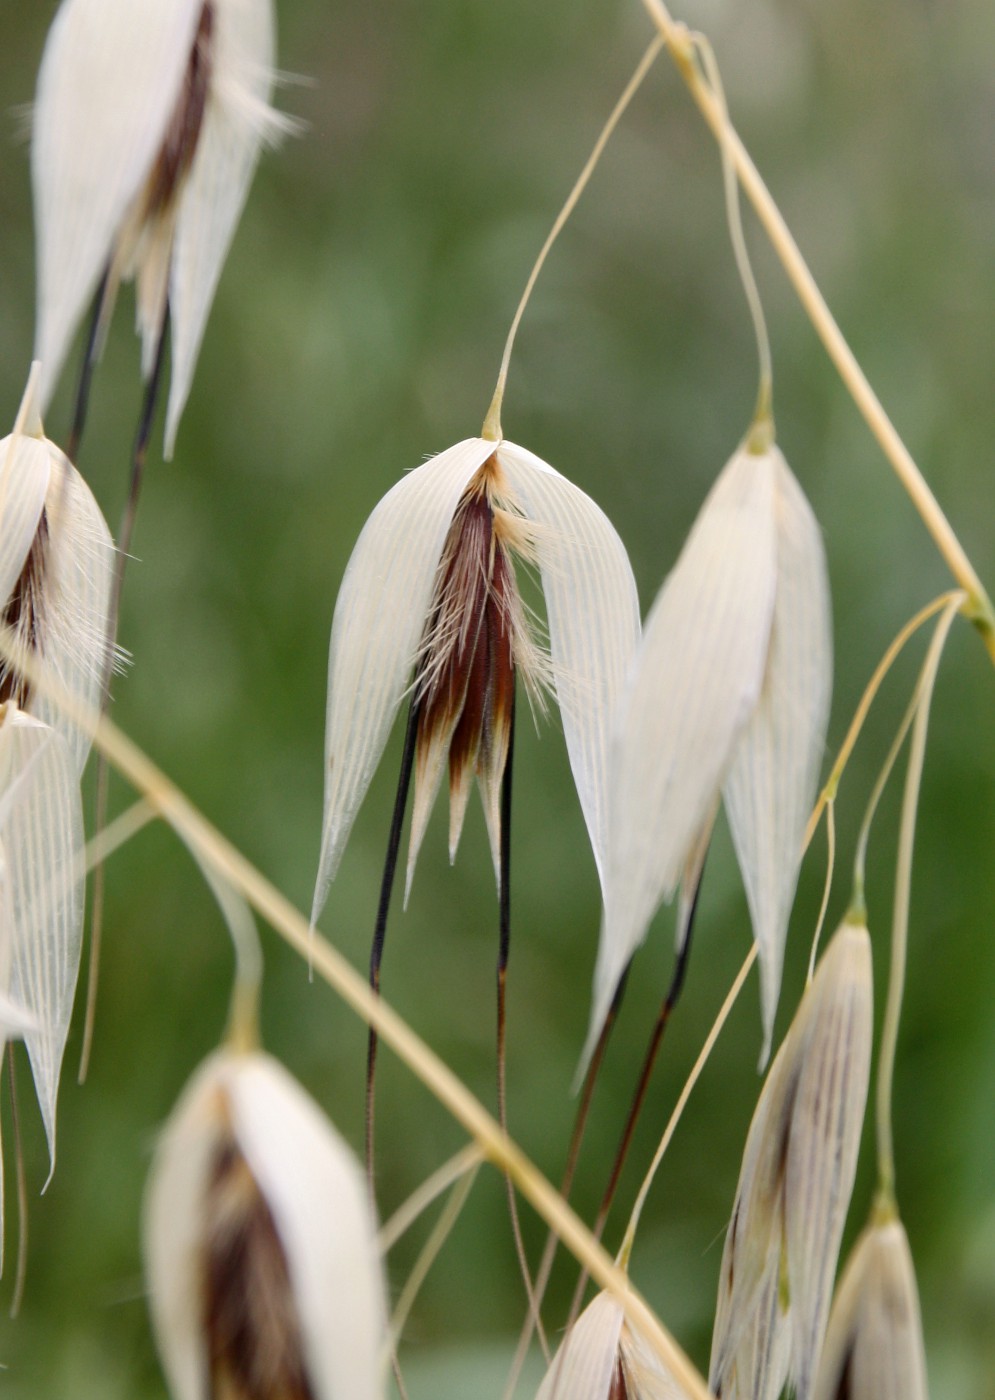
[584,437,832,1074]
[145,1049,387,1400]
[813,1216,929,1400]
[313,437,640,926]
[0,702,83,1180]
[32,0,289,453]
[535,1292,691,1400]
[710,919,873,1400]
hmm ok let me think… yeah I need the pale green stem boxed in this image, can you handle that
[692,33,773,429]
[852,675,925,912]
[639,0,995,654]
[804,591,963,851]
[80,797,157,877]
[806,798,836,983]
[181,837,264,1054]
[876,596,960,1202]
[482,36,665,440]
[379,1143,484,1254]
[386,1162,481,1359]
[616,944,756,1270]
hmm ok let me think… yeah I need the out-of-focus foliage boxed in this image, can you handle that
[0,1,993,1396]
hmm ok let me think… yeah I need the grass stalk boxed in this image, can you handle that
[640,0,995,653]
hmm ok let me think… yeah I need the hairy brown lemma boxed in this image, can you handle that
[144,2,215,220]
[203,1126,315,1400]
[406,452,547,890]
[0,510,49,711]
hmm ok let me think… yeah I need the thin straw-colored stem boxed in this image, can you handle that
[379,1144,484,1254]
[386,1161,481,1357]
[482,36,664,440]
[693,33,772,425]
[616,944,756,1269]
[806,799,836,983]
[804,591,962,850]
[182,845,263,1054]
[851,664,932,909]
[80,797,156,878]
[639,0,995,656]
[876,597,960,1200]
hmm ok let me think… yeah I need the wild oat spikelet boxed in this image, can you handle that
[32,0,288,454]
[313,437,639,922]
[584,431,832,1072]
[709,919,872,1400]
[0,364,114,773]
[813,1215,929,1400]
[535,1291,690,1400]
[144,1049,387,1400]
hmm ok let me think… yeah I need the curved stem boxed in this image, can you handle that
[482,36,665,440]
[692,33,772,427]
[502,976,627,1400]
[876,596,960,1200]
[804,591,963,851]
[81,310,171,1082]
[852,674,926,912]
[806,798,836,983]
[379,1144,484,1254]
[178,829,265,1053]
[639,0,995,653]
[617,944,756,1269]
[386,1161,481,1359]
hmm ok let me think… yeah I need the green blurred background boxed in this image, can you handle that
[1,0,994,1395]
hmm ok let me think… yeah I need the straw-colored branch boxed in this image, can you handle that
[386,1161,481,1358]
[876,597,960,1199]
[640,0,995,659]
[692,33,772,426]
[804,591,962,850]
[482,35,664,440]
[617,943,756,1269]
[379,1144,485,1254]
[806,799,836,983]
[80,797,157,877]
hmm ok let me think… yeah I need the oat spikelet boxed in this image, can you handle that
[145,1049,387,1400]
[313,436,639,923]
[709,919,872,1400]
[813,1216,929,1400]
